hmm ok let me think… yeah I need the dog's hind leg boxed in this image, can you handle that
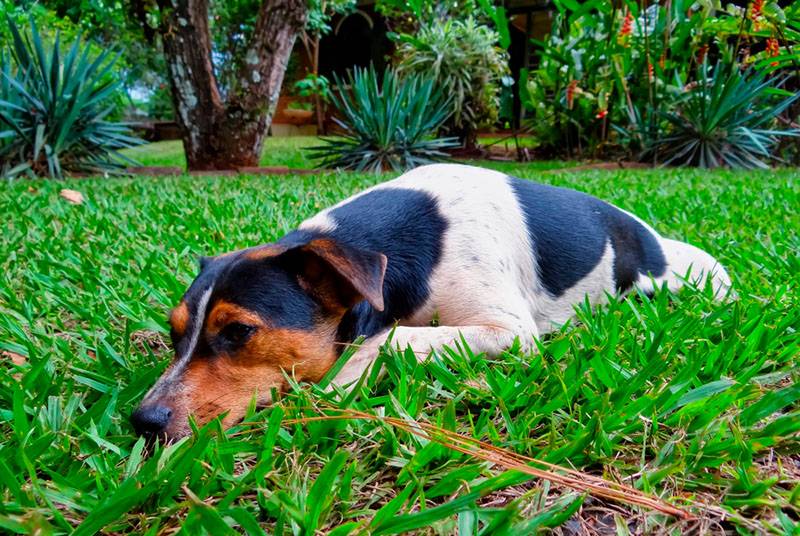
[332,323,538,388]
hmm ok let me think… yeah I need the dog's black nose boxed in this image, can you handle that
[131,405,172,437]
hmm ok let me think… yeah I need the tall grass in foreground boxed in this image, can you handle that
[0,163,798,533]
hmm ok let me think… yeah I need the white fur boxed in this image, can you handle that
[144,286,213,400]
[640,237,732,296]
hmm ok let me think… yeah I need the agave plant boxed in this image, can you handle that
[307,66,459,173]
[0,19,141,179]
[646,62,799,169]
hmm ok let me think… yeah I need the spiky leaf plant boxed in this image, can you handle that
[648,62,799,169]
[0,18,141,179]
[307,66,459,172]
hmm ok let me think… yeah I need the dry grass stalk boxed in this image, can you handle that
[281,406,693,520]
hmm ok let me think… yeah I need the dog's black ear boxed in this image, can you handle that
[198,256,213,271]
[285,238,387,312]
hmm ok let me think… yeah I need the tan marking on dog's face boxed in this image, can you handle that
[160,300,340,438]
[169,302,190,336]
[205,300,265,336]
[243,244,289,261]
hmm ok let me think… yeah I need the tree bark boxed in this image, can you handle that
[157,0,306,170]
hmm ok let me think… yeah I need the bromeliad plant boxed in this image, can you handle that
[307,66,459,172]
[0,19,141,179]
[644,62,799,169]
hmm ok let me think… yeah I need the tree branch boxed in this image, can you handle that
[231,0,307,111]
[157,0,223,140]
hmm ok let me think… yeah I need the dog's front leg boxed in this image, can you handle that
[332,325,537,387]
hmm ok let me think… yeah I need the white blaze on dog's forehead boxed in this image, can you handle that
[144,285,213,401]
[181,285,213,362]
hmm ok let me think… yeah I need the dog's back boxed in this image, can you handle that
[301,164,731,336]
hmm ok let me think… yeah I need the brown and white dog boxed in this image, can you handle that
[132,164,731,440]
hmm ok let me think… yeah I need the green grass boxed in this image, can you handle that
[123,137,321,169]
[1,139,799,534]
[120,136,572,172]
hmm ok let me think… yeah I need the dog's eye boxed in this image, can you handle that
[219,322,255,345]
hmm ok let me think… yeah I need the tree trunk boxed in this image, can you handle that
[157,0,306,170]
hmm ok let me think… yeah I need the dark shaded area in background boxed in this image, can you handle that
[318,6,393,80]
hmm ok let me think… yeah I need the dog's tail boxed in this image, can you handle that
[637,237,733,299]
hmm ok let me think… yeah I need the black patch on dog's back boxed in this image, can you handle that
[509,177,665,295]
[323,188,447,342]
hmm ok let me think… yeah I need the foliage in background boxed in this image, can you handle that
[205,0,351,104]
[308,66,458,171]
[376,0,509,46]
[394,18,510,149]
[1,152,799,532]
[295,0,356,133]
[144,83,175,121]
[621,61,799,169]
[207,0,262,96]
[522,0,800,167]
[0,19,141,179]
[377,0,483,28]
[3,0,165,118]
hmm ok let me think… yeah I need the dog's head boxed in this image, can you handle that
[131,234,386,440]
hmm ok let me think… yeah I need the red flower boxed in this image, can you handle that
[766,38,780,66]
[618,11,634,46]
[751,0,763,20]
[596,109,608,119]
[566,80,578,110]
[750,0,764,30]
[697,44,709,65]
[766,37,779,55]
[648,61,654,82]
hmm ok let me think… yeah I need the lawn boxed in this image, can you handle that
[121,136,575,173]
[0,139,799,534]
[123,137,321,169]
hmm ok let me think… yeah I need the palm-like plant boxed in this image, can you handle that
[307,66,459,172]
[648,62,799,169]
[0,18,141,179]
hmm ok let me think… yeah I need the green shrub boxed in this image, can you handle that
[307,66,458,172]
[641,62,799,169]
[395,18,510,149]
[145,83,175,121]
[523,1,699,158]
[524,0,800,163]
[0,19,141,179]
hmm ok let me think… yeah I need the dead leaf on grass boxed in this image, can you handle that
[2,349,26,367]
[130,330,169,354]
[2,350,26,380]
[59,189,84,205]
